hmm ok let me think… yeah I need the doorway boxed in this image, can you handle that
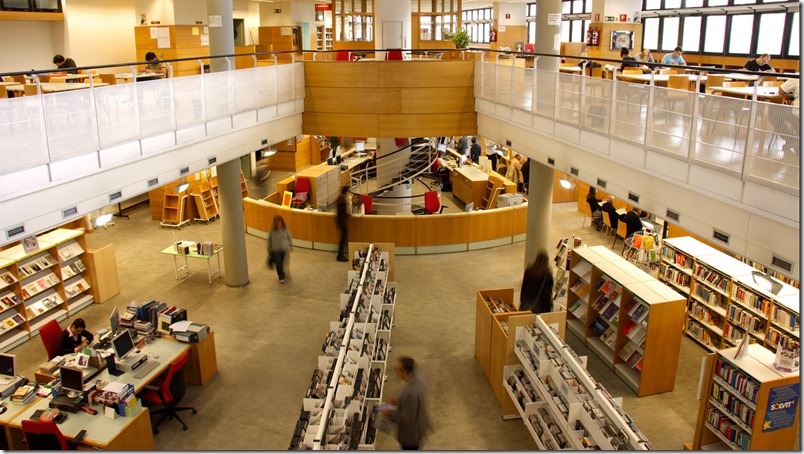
[233,18,245,46]
[382,21,403,49]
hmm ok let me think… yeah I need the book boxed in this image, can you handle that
[601,302,618,321]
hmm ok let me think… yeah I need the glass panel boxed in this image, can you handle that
[562,1,571,14]
[789,12,800,56]
[661,17,680,50]
[435,15,443,40]
[681,16,702,52]
[645,0,661,9]
[411,0,418,13]
[733,0,755,4]
[703,15,726,53]
[33,0,60,11]
[2,0,32,9]
[643,17,660,50]
[561,20,570,42]
[685,0,703,6]
[585,0,592,13]
[728,15,753,54]
[707,0,727,5]
[572,0,582,13]
[420,15,432,40]
[756,12,785,55]
[571,19,582,42]
[665,0,681,8]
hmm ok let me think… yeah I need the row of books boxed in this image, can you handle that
[11,384,36,406]
[770,305,799,330]
[64,278,91,299]
[0,292,20,310]
[691,281,726,308]
[714,359,760,403]
[18,254,58,278]
[660,264,691,290]
[598,302,619,327]
[621,319,647,346]
[687,319,718,349]
[765,327,794,350]
[1,313,27,333]
[57,241,85,261]
[731,286,772,316]
[662,247,693,270]
[24,294,63,319]
[20,273,60,300]
[705,407,750,450]
[726,306,765,335]
[622,297,649,323]
[722,324,747,346]
[710,383,757,429]
[568,299,587,321]
[506,367,539,412]
[484,297,517,314]
[61,259,87,280]
[619,342,644,374]
[693,264,729,293]
[0,272,17,290]
[569,279,590,300]
[690,302,721,327]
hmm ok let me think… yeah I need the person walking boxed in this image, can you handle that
[520,251,554,314]
[267,215,292,283]
[382,356,430,450]
[336,186,350,262]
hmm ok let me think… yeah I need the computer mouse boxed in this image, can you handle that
[152,353,160,359]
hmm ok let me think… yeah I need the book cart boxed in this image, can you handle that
[566,245,686,396]
[661,237,800,354]
[687,344,799,450]
[0,229,95,352]
[289,243,396,450]
[505,315,653,449]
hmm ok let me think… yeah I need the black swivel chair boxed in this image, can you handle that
[138,351,197,433]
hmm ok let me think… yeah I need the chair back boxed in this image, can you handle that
[359,195,372,214]
[386,49,403,61]
[705,74,726,93]
[723,81,747,88]
[616,218,627,238]
[0,87,7,99]
[295,176,310,193]
[37,74,51,83]
[667,74,691,91]
[22,420,68,450]
[622,68,643,75]
[659,69,673,75]
[524,43,535,53]
[24,85,39,96]
[11,74,25,84]
[161,351,190,405]
[40,319,62,360]
[423,191,440,214]
[577,197,591,217]
[761,75,777,82]
[335,51,351,61]
[602,210,612,230]
[100,74,117,85]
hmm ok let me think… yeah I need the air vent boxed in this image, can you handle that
[570,167,579,176]
[6,225,24,239]
[505,139,512,147]
[108,191,122,202]
[62,207,78,218]
[147,178,159,187]
[179,167,190,176]
[628,192,639,203]
[666,209,680,222]
[712,229,730,245]
[208,157,217,165]
[261,139,268,145]
[597,178,607,189]
[771,255,794,273]
[547,157,555,166]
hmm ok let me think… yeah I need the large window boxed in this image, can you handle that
[789,12,799,56]
[420,0,459,41]
[642,17,660,50]
[334,0,374,42]
[681,17,702,52]
[527,3,536,43]
[756,12,785,54]
[728,15,754,54]
[661,17,679,50]
[461,7,491,44]
[703,15,726,53]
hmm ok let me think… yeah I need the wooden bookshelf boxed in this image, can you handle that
[191,182,219,223]
[160,185,190,228]
[567,246,686,396]
[689,344,799,450]
[662,237,800,354]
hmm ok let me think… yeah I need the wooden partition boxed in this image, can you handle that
[134,26,210,77]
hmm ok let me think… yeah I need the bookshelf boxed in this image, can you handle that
[160,185,190,228]
[689,344,799,450]
[553,235,583,311]
[0,229,97,352]
[191,182,219,223]
[662,237,800,354]
[290,243,395,450]
[316,25,333,51]
[567,246,686,396]
[508,315,652,449]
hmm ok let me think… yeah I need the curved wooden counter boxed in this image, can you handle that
[244,197,528,255]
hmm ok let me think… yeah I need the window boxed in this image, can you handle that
[661,17,680,50]
[756,12,785,55]
[728,15,754,54]
[703,15,726,53]
[460,7,490,43]
[685,0,703,6]
[570,19,582,42]
[645,0,661,9]
[643,17,659,50]
[733,0,756,3]
[560,20,570,42]
[665,0,681,8]
[708,0,728,5]
[572,0,582,13]
[527,3,536,43]
[789,12,800,56]
[681,16,702,52]
[561,1,570,14]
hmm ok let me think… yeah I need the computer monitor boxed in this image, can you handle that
[458,155,467,167]
[59,366,83,396]
[111,329,136,360]
[110,306,120,337]
[356,142,365,152]
[437,143,446,152]
[0,354,14,377]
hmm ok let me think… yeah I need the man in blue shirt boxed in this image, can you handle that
[661,47,686,66]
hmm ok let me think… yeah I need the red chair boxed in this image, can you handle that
[386,49,403,61]
[139,351,197,433]
[524,43,535,53]
[39,319,62,360]
[22,419,84,449]
[359,195,372,214]
[291,177,310,208]
[335,51,351,61]
[424,191,445,214]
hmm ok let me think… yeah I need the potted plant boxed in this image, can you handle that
[451,28,471,49]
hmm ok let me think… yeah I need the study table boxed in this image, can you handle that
[161,243,223,284]
[617,73,709,85]
[49,74,92,83]
[116,72,164,83]
[6,82,109,94]
[710,85,790,101]
[559,65,582,74]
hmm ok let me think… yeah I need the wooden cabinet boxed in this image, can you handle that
[256,26,301,61]
[451,166,488,208]
[186,331,218,385]
[85,244,120,304]
[296,164,340,208]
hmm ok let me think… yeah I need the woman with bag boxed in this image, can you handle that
[267,215,292,283]
[520,252,554,314]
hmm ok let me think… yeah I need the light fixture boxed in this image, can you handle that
[751,270,782,295]
[559,178,576,190]
[174,179,189,193]
[263,148,277,157]
[95,213,113,228]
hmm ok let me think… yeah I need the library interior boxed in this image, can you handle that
[0,0,800,450]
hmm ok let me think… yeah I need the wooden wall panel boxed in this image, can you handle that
[400,87,474,114]
[378,113,477,137]
[512,204,528,236]
[467,208,514,242]
[310,212,340,243]
[305,87,401,114]
[305,62,379,88]
[415,214,469,246]
[302,112,380,137]
[350,216,418,246]
[378,61,474,88]
[552,171,577,203]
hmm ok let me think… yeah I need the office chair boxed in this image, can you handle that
[22,419,85,450]
[99,74,117,85]
[335,51,351,61]
[40,319,63,360]
[423,191,445,214]
[359,194,372,215]
[290,176,310,208]
[524,43,535,53]
[139,351,197,433]
[386,49,403,61]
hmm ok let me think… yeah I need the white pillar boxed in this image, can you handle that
[524,161,553,268]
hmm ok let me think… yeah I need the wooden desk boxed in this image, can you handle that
[0,395,40,449]
[559,65,582,74]
[7,82,108,94]
[711,86,789,101]
[49,74,91,83]
[450,165,489,208]
[92,337,191,393]
[721,72,760,82]
[185,331,218,385]
[6,398,154,450]
[617,73,708,87]
[116,73,163,83]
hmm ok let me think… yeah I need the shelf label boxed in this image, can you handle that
[763,384,799,432]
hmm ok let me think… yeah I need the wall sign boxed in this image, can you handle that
[594,13,600,22]
[315,3,332,11]
[547,13,561,26]
[619,14,627,22]
[505,13,511,19]
[764,384,799,432]
[209,15,222,27]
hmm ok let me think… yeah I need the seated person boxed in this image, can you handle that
[600,196,618,232]
[619,208,648,239]
[661,47,686,66]
[619,48,639,71]
[52,54,77,74]
[743,54,775,73]
[59,318,94,355]
[143,51,168,78]
[635,48,655,64]
[431,151,451,191]
[586,187,603,231]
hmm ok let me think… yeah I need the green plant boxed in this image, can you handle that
[451,28,471,49]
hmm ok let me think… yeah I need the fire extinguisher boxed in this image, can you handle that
[591,27,600,46]
[490,28,497,43]
[586,27,592,45]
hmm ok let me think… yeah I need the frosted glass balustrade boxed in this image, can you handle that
[43,89,99,161]
[138,78,175,138]
[0,96,48,174]
[94,83,139,148]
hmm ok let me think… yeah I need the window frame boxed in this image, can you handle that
[462,6,492,44]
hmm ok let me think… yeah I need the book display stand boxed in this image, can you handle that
[660,237,800,354]
[553,235,583,311]
[507,315,652,449]
[290,243,396,450]
[0,229,95,352]
[566,246,686,396]
[687,344,799,450]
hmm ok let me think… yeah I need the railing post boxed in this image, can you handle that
[531,56,539,114]
[198,59,208,126]
[510,56,516,108]
[31,76,53,176]
[607,68,619,137]
[579,62,587,129]
[291,53,296,101]
[687,73,705,162]
[273,54,279,116]
[494,53,501,104]
[739,85,761,180]
[251,55,258,69]
[644,69,656,152]
[480,53,486,99]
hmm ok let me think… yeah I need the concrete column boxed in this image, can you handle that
[533,0,562,71]
[207,0,248,287]
[524,161,553,268]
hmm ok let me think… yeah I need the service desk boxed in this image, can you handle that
[451,166,489,208]
[0,394,39,449]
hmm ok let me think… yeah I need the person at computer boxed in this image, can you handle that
[661,47,686,66]
[619,207,649,239]
[58,318,94,355]
[600,195,619,233]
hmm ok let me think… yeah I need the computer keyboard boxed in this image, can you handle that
[133,361,161,379]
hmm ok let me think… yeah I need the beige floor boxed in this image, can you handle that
[9,180,718,450]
